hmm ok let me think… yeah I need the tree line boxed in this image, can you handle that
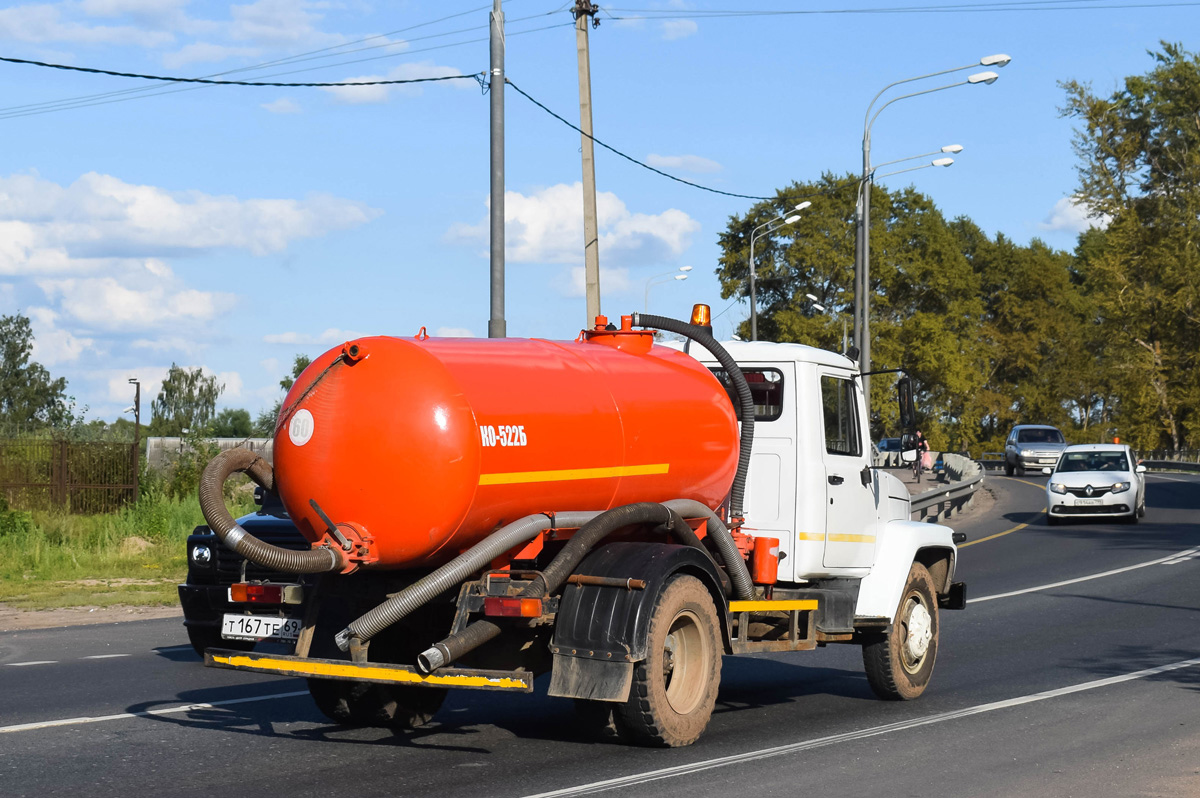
[716,44,1199,453]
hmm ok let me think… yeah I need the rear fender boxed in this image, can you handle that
[547,542,728,702]
[856,520,957,619]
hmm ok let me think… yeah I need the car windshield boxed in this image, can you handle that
[1017,428,1064,444]
[1057,451,1129,473]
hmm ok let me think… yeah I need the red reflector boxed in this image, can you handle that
[229,583,283,604]
[483,597,543,618]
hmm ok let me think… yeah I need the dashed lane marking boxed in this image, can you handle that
[0,690,310,734]
[520,657,1200,798]
[970,546,1200,603]
[6,661,57,667]
[82,654,131,660]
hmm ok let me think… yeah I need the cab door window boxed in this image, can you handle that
[820,375,861,456]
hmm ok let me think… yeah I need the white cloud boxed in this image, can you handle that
[435,327,475,338]
[163,41,259,68]
[229,0,344,48]
[0,4,175,46]
[262,327,366,346]
[447,183,699,267]
[25,305,95,365]
[1040,196,1111,233]
[321,62,466,105]
[38,258,235,331]
[0,282,13,306]
[132,335,204,356]
[217,370,243,399]
[645,153,721,174]
[261,97,301,114]
[563,266,633,299]
[660,19,697,40]
[0,171,381,271]
[100,364,237,403]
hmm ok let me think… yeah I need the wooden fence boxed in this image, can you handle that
[0,439,137,514]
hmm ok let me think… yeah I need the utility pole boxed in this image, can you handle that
[128,378,141,502]
[573,0,601,324]
[488,0,506,338]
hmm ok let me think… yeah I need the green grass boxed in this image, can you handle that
[0,490,256,610]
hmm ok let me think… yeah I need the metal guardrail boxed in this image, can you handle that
[1141,460,1200,473]
[910,452,984,523]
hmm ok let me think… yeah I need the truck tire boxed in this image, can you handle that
[614,574,721,747]
[862,562,939,701]
[186,625,255,657]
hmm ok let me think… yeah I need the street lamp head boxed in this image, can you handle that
[783,215,801,224]
[980,53,1012,68]
[932,157,955,167]
[674,274,688,281]
[812,303,826,313]
[122,405,135,413]
[794,201,812,212]
[679,265,693,272]
[941,144,963,154]
[128,377,139,384]
[805,293,818,302]
[968,71,1000,85]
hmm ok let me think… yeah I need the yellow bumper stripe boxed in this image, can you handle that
[796,533,876,543]
[729,599,818,612]
[479,463,669,486]
[207,652,531,691]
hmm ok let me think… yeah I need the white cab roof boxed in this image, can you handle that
[660,339,857,370]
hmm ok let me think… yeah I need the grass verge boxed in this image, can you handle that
[0,490,256,610]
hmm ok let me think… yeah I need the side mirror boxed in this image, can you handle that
[899,431,917,463]
[1041,467,1052,475]
[1136,464,1147,474]
[897,376,915,429]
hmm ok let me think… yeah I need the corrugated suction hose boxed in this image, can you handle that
[198,447,343,574]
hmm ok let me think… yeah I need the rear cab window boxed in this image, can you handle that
[709,368,784,422]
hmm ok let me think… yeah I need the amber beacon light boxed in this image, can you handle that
[690,304,712,328]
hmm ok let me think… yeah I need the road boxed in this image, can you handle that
[2,473,1198,797]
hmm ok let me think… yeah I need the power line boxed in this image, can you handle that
[604,0,1200,16]
[0,54,485,88]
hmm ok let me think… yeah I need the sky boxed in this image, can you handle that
[0,0,1195,422]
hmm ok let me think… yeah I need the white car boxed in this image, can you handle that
[1045,444,1146,525]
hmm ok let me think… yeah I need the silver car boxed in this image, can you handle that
[1044,444,1146,525]
[1005,424,1067,476]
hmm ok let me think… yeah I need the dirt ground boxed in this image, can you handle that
[0,603,182,632]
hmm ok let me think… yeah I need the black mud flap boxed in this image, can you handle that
[938,581,967,610]
[546,542,727,702]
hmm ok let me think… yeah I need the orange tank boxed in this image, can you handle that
[271,317,740,570]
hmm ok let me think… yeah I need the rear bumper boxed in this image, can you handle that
[205,649,534,692]
[178,584,233,627]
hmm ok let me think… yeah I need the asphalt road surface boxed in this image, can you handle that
[3,473,1199,798]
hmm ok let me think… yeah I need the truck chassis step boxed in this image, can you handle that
[205,649,534,692]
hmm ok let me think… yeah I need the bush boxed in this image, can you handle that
[0,496,35,537]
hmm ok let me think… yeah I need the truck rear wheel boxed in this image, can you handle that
[614,574,721,747]
[862,562,939,701]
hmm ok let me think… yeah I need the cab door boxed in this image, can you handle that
[818,371,878,569]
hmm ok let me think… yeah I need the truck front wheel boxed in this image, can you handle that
[615,574,721,747]
[862,562,939,701]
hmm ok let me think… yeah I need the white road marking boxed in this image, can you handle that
[6,661,57,667]
[522,657,1200,798]
[969,547,1200,603]
[0,690,309,734]
[82,654,130,660]
[1146,474,1200,483]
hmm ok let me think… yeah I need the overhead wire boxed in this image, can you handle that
[0,5,568,120]
[603,0,1200,17]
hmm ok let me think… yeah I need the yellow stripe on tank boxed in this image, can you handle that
[478,463,669,486]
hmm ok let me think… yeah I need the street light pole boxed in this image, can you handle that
[128,378,141,502]
[488,0,506,338]
[748,201,810,341]
[855,54,1008,408]
[644,266,691,312]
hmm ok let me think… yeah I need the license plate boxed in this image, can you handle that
[1039,458,1057,464]
[1075,498,1103,506]
[221,614,302,642]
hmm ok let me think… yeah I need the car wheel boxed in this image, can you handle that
[1005,462,1014,476]
[1137,500,1146,518]
[1016,466,1025,477]
[1126,509,1139,525]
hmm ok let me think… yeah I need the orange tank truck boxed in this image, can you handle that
[271,316,739,570]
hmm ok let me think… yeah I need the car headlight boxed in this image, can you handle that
[1049,483,1068,495]
[190,544,213,565]
[1111,481,1130,494]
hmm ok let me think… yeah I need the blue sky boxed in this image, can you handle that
[0,0,1194,421]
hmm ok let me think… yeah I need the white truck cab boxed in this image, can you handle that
[686,340,960,621]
